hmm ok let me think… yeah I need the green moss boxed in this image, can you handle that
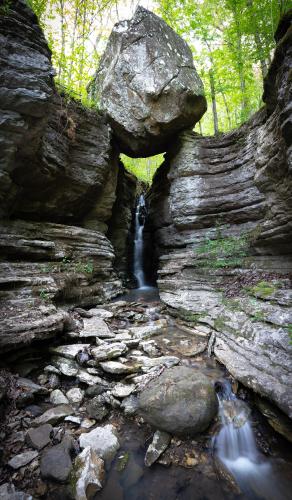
[69,456,82,495]
[194,225,250,269]
[246,281,278,298]
[176,308,208,323]
[0,0,11,15]
[250,309,266,322]
[39,289,50,302]
[116,452,130,472]
[221,297,242,311]
[214,315,229,331]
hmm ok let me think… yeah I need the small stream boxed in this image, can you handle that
[133,194,147,289]
[95,309,292,500]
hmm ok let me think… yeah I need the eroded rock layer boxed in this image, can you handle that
[91,6,206,157]
[148,15,292,417]
[0,1,136,351]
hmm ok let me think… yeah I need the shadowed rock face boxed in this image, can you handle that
[0,1,136,351]
[91,6,206,157]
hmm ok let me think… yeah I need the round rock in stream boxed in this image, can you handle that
[137,366,218,436]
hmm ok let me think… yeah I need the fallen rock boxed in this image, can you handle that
[26,424,53,450]
[66,388,84,405]
[86,397,109,421]
[47,373,61,389]
[130,355,179,370]
[50,389,69,405]
[91,7,206,156]
[50,344,90,360]
[111,383,135,398]
[90,342,128,361]
[16,377,48,408]
[120,395,139,416]
[81,419,96,429]
[80,317,115,339]
[88,308,114,319]
[141,340,159,356]
[130,320,168,340]
[72,446,105,500]
[77,369,110,387]
[138,366,218,436]
[40,435,74,482]
[51,356,79,377]
[85,384,109,398]
[65,415,82,426]
[79,425,120,462]
[34,404,73,426]
[99,361,140,375]
[0,482,33,500]
[8,450,38,470]
[145,430,171,467]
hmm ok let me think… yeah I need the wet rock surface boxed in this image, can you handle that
[40,435,75,482]
[0,298,291,498]
[91,6,206,156]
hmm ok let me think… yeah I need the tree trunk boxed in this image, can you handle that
[209,68,219,135]
[57,0,66,82]
[67,2,79,87]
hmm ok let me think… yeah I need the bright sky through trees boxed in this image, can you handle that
[27,0,291,181]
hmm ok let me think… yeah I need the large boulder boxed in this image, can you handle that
[91,7,206,157]
[137,366,218,436]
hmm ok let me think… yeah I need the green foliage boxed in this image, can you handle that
[175,307,207,323]
[195,226,249,268]
[246,281,278,298]
[157,0,291,135]
[40,257,94,275]
[0,0,11,15]
[286,324,292,344]
[221,297,242,311]
[214,315,229,331]
[39,289,50,301]
[26,0,291,129]
[116,452,130,472]
[26,0,47,18]
[250,309,267,322]
[121,154,164,183]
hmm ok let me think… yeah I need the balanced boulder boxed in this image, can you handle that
[91,7,206,157]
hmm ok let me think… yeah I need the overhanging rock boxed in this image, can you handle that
[90,6,206,157]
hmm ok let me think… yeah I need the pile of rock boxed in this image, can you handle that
[1,300,219,498]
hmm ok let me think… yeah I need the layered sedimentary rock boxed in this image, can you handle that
[108,164,137,280]
[91,6,206,157]
[0,1,135,351]
[148,14,292,418]
[0,0,54,217]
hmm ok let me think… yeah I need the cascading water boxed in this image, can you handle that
[214,380,286,500]
[133,194,147,289]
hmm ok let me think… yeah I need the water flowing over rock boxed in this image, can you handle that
[90,6,206,157]
[147,12,292,418]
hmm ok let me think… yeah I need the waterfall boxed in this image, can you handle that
[133,194,147,289]
[214,380,285,500]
